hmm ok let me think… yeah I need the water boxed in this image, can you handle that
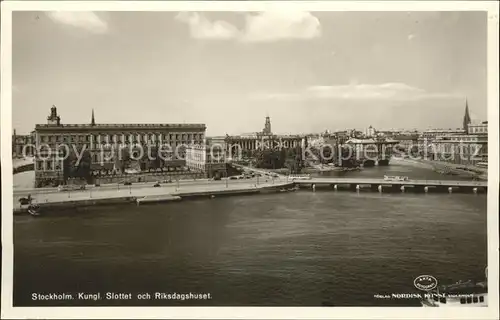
[13,162,487,306]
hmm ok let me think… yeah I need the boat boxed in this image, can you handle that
[383,175,409,181]
[28,204,41,217]
[420,267,488,307]
[288,174,311,180]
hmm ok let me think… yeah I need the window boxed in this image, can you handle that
[460,298,466,304]
[479,296,484,303]
[473,297,478,303]
[466,297,472,304]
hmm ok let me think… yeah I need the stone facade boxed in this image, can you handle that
[185,143,226,178]
[12,130,35,157]
[34,105,206,187]
[224,116,303,159]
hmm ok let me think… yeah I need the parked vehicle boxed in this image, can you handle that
[383,175,409,181]
[123,181,132,186]
[153,182,161,187]
[58,184,86,192]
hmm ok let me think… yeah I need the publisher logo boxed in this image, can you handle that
[414,275,438,291]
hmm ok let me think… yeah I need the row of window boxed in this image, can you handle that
[39,133,205,144]
[469,127,487,134]
[36,160,62,171]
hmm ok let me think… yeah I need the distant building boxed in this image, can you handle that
[421,100,488,166]
[34,105,206,187]
[12,129,35,157]
[467,121,488,135]
[365,125,376,137]
[392,134,419,152]
[224,115,303,158]
[426,134,488,166]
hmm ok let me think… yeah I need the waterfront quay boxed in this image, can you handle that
[14,175,488,215]
[13,177,293,214]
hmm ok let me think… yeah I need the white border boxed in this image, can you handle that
[1,1,499,319]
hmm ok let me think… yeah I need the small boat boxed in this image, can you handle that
[420,266,488,307]
[279,188,287,192]
[28,204,41,217]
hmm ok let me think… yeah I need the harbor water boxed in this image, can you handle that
[13,161,488,306]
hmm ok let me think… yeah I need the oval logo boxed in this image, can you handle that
[414,275,438,291]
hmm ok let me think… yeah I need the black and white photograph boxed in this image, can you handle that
[1,1,499,319]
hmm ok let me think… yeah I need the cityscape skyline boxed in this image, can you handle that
[12,11,487,136]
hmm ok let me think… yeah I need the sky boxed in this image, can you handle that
[12,11,487,136]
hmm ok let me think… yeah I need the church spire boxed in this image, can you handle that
[91,109,95,126]
[463,98,471,131]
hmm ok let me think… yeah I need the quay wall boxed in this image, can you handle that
[13,183,294,215]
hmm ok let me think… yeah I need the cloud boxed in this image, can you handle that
[175,11,321,42]
[175,12,239,40]
[241,11,321,42]
[251,83,461,101]
[45,11,108,34]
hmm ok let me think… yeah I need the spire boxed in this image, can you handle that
[463,98,471,131]
[91,109,95,126]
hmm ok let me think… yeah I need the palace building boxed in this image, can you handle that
[34,105,206,187]
[224,115,303,158]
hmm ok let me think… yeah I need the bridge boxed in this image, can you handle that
[229,163,487,193]
[293,178,487,193]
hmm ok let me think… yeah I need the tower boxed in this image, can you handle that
[91,109,95,126]
[47,105,61,126]
[263,115,272,135]
[463,98,471,132]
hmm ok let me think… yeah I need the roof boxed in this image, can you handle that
[392,134,419,141]
[35,123,206,132]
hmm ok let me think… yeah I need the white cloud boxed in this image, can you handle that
[175,12,239,40]
[45,11,108,34]
[251,83,461,101]
[241,11,321,42]
[175,11,321,42]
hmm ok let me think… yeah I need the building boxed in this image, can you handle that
[34,105,206,187]
[185,142,226,178]
[365,125,376,137]
[467,121,488,135]
[422,100,488,166]
[392,134,419,153]
[224,115,303,159]
[426,134,488,166]
[12,129,35,157]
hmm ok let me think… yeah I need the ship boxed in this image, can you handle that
[420,268,488,307]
